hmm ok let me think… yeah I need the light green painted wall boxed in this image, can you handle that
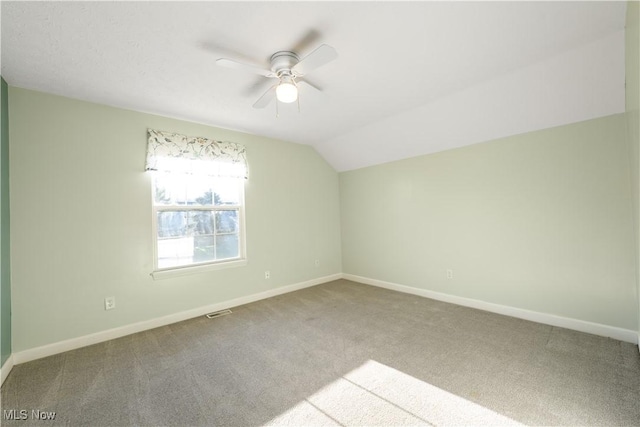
[8,87,342,352]
[1,77,11,365]
[340,114,637,330]
[8,18,640,353]
[626,0,640,336]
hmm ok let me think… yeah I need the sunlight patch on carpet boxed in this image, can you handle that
[266,359,523,426]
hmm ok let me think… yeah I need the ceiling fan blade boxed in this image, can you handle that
[244,77,270,97]
[290,29,322,54]
[216,58,275,78]
[253,85,277,109]
[292,44,337,76]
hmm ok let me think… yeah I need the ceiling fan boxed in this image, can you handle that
[216,44,338,109]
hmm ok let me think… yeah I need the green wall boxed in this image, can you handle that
[1,77,11,365]
[8,87,342,352]
[340,114,637,330]
[626,0,640,337]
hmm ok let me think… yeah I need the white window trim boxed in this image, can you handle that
[150,175,247,280]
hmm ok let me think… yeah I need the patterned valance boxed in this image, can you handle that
[145,129,248,178]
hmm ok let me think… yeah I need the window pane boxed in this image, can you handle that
[185,175,214,206]
[154,181,172,205]
[154,174,174,205]
[193,235,215,263]
[153,173,244,270]
[216,234,239,260]
[157,210,190,268]
[157,237,194,269]
[157,211,187,238]
[216,210,238,234]
[157,210,241,268]
[154,173,188,205]
[188,211,214,235]
[155,174,242,207]
[214,178,241,206]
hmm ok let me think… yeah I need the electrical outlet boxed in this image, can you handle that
[265,271,270,279]
[105,297,116,311]
[314,259,320,267]
[446,269,453,279]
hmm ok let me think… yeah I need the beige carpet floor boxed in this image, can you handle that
[2,279,639,426]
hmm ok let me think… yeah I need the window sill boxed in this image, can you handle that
[151,258,247,280]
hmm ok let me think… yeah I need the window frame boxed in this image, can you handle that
[150,173,247,280]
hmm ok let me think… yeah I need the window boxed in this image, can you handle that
[152,173,245,271]
[145,129,248,276]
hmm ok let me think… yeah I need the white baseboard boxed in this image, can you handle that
[343,273,639,345]
[13,273,342,365]
[10,272,638,365]
[1,354,14,386]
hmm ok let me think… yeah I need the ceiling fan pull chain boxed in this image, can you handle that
[275,97,279,119]
[294,78,300,113]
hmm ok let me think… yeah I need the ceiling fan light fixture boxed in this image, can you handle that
[217,43,337,109]
[276,77,298,103]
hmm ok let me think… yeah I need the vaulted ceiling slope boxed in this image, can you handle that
[1,1,626,171]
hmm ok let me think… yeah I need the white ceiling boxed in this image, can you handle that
[1,1,627,171]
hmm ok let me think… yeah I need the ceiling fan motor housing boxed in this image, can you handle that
[270,51,300,77]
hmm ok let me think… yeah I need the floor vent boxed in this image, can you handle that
[205,309,232,319]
